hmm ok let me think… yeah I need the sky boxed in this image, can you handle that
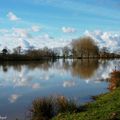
[0,0,120,51]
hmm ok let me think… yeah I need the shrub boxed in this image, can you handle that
[29,97,54,120]
[108,70,120,91]
[29,96,78,120]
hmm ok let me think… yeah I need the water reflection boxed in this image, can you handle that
[71,59,99,79]
[0,60,119,88]
[0,59,119,120]
[0,60,53,71]
[9,94,22,103]
[2,64,8,72]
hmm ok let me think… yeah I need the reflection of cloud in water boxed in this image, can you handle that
[39,73,51,81]
[88,60,119,83]
[13,67,32,87]
[92,61,117,80]
[0,64,59,88]
[32,83,41,89]
[85,79,90,84]
[63,80,76,88]
[8,94,21,103]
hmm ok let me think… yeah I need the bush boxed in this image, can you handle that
[29,97,54,120]
[29,96,78,120]
[108,70,120,91]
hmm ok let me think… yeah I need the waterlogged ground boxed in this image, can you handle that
[0,59,120,120]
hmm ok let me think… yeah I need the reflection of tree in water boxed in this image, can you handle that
[71,59,99,79]
[27,61,52,71]
[0,60,54,72]
[62,59,71,71]
[2,64,8,72]
[0,62,23,72]
[13,65,22,72]
[108,70,120,91]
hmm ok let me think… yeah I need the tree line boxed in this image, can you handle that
[0,36,120,60]
[63,36,120,59]
[0,47,58,60]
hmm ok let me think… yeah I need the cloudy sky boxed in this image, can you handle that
[0,0,120,51]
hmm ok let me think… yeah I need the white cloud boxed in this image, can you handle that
[0,29,9,33]
[85,30,120,52]
[40,74,50,80]
[12,28,30,38]
[62,27,76,33]
[31,25,41,32]
[7,12,21,21]
[0,27,71,51]
[0,27,120,53]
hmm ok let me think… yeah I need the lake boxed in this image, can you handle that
[0,59,119,120]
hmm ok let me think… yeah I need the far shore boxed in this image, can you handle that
[0,54,120,61]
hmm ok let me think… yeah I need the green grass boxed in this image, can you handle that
[53,88,120,120]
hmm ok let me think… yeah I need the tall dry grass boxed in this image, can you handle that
[29,96,78,120]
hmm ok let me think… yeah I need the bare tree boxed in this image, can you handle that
[71,36,99,58]
[100,47,109,58]
[2,48,8,55]
[62,46,70,58]
[13,46,21,54]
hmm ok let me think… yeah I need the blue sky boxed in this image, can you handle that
[0,0,120,50]
[0,0,120,34]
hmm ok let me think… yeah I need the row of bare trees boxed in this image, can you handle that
[0,47,58,60]
[1,36,120,59]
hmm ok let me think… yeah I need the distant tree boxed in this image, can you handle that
[13,46,21,54]
[2,48,8,55]
[71,36,99,58]
[43,47,52,57]
[101,47,109,54]
[43,47,49,52]
[100,47,109,58]
[26,47,57,59]
[62,46,70,58]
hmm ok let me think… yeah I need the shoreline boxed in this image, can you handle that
[53,87,120,120]
[0,55,120,61]
[53,70,120,120]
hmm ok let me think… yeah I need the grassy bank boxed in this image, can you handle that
[53,70,120,120]
[53,87,120,120]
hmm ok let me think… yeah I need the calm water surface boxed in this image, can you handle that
[0,59,119,120]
